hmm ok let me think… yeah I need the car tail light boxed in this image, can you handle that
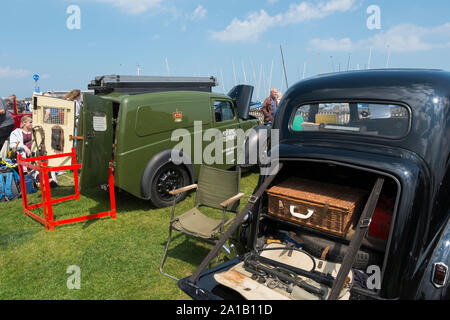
[431,262,448,288]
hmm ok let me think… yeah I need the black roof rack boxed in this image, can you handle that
[88,75,218,95]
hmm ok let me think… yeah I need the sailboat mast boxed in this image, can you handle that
[232,59,237,86]
[280,45,289,88]
[268,60,274,92]
[220,69,226,93]
[241,60,247,84]
[165,58,170,76]
[250,58,258,99]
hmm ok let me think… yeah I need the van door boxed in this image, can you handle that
[211,99,240,168]
[80,94,114,191]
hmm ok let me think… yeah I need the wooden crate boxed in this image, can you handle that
[267,177,367,237]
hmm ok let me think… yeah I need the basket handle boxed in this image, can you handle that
[290,205,314,219]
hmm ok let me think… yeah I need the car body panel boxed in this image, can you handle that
[178,69,450,300]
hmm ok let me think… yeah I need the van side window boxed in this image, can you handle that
[214,101,235,122]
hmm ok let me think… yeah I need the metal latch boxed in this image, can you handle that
[360,218,372,228]
[248,195,258,204]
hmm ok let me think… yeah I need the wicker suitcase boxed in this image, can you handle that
[267,177,367,237]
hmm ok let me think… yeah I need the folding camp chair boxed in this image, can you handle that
[159,165,245,280]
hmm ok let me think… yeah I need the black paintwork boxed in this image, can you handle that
[228,85,254,120]
[179,69,450,300]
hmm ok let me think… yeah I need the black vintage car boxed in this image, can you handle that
[178,69,450,300]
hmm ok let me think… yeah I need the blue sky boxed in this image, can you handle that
[1,0,449,99]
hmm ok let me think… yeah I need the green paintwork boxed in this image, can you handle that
[80,90,259,199]
[80,94,114,191]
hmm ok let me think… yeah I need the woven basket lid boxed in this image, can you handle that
[267,177,367,211]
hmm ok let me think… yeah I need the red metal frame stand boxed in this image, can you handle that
[17,148,116,231]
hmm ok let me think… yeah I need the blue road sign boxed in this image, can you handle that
[35,86,40,93]
[33,74,39,81]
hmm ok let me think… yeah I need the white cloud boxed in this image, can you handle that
[282,0,355,25]
[210,10,279,42]
[210,0,356,42]
[93,0,163,15]
[190,5,207,21]
[364,23,450,52]
[309,37,354,51]
[0,66,30,79]
[309,23,450,52]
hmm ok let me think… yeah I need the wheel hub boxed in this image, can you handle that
[156,168,182,201]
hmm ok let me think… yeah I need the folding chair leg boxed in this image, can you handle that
[159,227,179,281]
[215,250,221,265]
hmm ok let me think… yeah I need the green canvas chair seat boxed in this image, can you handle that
[160,165,244,281]
[171,207,223,239]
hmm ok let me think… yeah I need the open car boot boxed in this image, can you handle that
[213,242,352,300]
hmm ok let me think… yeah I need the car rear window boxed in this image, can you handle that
[291,102,410,138]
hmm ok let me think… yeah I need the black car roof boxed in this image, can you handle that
[277,68,450,176]
[285,69,450,103]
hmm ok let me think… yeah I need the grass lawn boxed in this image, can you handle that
[0,168,259,300]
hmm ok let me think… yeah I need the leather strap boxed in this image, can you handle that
[188,163,283,284]
[328,177,385,300]
[321,245,331,260]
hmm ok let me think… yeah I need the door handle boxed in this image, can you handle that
[290,206,314,219]
[69,135,84,141]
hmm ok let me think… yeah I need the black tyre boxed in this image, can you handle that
[150,163,190,208]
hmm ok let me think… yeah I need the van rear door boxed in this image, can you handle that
[80,94,114,191]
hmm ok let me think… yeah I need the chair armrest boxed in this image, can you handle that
[220,193,245,208]
[169,184,198,195]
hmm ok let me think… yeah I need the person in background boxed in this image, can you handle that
[261,88,278,126]
[17,100,27,113]
[63,89,82,120]
[25,101,33,113]
[9,116,34,158]
[43,92,55,122]
[0,98,15,150]
[6,94,16,111]
[277,92,283,105]
[10,116,59,187]
[63,89,82,147]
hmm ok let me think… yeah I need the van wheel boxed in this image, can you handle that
[150,163,190,208]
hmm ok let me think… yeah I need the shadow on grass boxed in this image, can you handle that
[240,165,259,178]
[82,218,101,229]
[0,229,38,248]
[162,233,212,267]
[42,166,260,224]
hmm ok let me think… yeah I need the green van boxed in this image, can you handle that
[78,75,263,208]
